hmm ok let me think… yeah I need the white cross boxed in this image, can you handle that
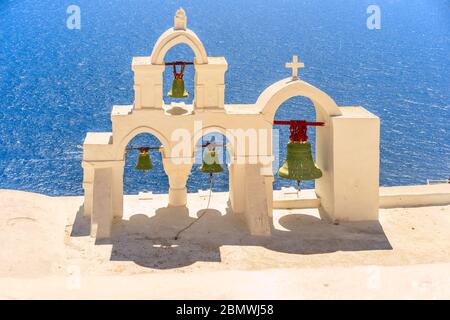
[285,55,304,80]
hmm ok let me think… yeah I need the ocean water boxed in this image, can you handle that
[0,0,449,196]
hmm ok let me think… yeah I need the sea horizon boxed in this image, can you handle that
[0,0,449,196]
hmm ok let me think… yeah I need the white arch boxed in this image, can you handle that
[150,28,208,65]
[117,126,171,160]
[257,78,342,121]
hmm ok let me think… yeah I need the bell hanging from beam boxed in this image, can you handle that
[199,149,224,174]
[168,63,188,98]
[135,149,154,171]
[278,142,322,181]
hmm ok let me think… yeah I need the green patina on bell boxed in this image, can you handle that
[199,150,224,174]
[135,151,154,171]
[278,142,322,181]
[168,79,188,98]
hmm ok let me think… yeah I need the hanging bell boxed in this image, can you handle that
[278,142,322,181]
[135,150,154,171]
[168,63,188,98]
[199,150,224,174]
[168,78,189,98]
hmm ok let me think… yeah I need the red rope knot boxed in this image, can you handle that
[172,62,186,80]
[274,120,325,143]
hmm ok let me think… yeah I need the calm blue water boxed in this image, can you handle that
[0,0,449,196]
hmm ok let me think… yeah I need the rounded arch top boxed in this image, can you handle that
[191,125,237,159]
[150,28,208,65]
[117,126,171,161]
[257,78,342,121]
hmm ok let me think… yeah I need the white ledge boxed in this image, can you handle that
[379,184,450,208]
[272,184,450,210]
[83,132,112,145]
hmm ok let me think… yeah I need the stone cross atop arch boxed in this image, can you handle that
[286,55,304,80]
[174,7,187,30]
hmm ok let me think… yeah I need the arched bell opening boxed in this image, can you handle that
[181,131,233,225]
[272,96,319,192]
[162,44,196,106]
[187,132,232,194]
[123,132,168,197]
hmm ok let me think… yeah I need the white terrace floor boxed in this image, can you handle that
[0,189,449,299]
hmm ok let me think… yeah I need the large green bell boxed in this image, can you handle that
[168,78,188,98]
[135,150,154,171]
[278,142,322,181]
[199,150,224,174]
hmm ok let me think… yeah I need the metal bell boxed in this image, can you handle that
[135,150,154,171]
[168,63,188,98]
[168,78,188,98]
[199,150,224,174]
[278,142,322,181]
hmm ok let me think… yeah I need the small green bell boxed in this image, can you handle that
[135,150,154,171]
[278,142,322,181]
[168,78,188,98]
[199,150,224,174]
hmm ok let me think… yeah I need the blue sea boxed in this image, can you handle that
[0,0,449,196]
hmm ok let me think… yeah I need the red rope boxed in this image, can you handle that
[172,62,186,80]
[274,120,324,142]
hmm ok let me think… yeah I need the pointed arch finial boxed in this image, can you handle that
[174,7,187,30]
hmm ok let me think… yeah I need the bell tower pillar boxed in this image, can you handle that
[194,57,228,111]
[317,107,380,222]
[132,58,165,109]
[162,158,193,207]
[228,163,246,214]
[112,161,125,218]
